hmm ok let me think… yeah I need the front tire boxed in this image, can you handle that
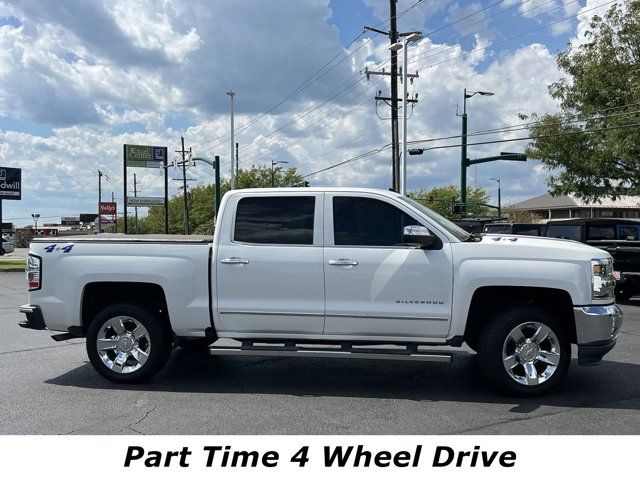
[86,303,172,383]
[477,305,570,396]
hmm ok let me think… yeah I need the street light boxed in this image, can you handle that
[460,88,494,215]
[271,160,289,187]
[226,90,235,190]
[31,213,40,237]
[391,31,423,195]
[192,156,222,220]
[490,177,501,218]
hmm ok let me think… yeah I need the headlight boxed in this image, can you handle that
[591,258,615,299]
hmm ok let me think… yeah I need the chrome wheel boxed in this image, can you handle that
[96,316,151,374]
[502,321,561,386]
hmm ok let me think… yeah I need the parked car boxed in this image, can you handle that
[19,188,621,396]
[483,223,545,236]
[1,235,14,254]
[453,217,505,235]
[544,218,640,301]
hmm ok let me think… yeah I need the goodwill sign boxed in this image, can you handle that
[0,166,21,200]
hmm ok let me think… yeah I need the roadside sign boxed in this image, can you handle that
[125,145,166,168]
[99,202,117,215]
[0,166,21,200]
[80,214,98,224]
[61,216,80,226]
[127,196,165,207]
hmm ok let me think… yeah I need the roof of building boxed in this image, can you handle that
[512,193,640,210]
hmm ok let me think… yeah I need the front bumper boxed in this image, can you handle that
[18,304,46,330]
[574,304,623,365]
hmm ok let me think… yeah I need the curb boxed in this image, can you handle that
[0,268,24,272]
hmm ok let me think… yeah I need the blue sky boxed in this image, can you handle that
[0,0,614,226]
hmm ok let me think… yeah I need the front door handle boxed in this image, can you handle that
[329,259,358,267]
[220,257,249,265]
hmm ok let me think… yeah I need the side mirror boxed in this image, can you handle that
[403,225,443,250]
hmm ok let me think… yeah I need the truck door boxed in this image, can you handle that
[215,193,325,335]
[323,193,453,340]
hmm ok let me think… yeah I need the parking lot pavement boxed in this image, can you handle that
[0,247,28,260]
[1,270,639,435]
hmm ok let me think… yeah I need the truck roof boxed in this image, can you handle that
[224,187,403,196]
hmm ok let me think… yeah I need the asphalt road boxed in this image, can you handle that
[1,270,639,435]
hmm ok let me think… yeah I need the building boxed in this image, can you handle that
[511,193,640,220]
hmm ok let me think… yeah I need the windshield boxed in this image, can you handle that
[402,196,470,241]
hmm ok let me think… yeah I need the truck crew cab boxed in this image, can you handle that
[20,188,622,396]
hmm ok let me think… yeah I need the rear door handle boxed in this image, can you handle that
[220,257,249,265]
[329,259,358,266]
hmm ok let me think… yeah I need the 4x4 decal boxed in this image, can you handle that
[43,244,74,253]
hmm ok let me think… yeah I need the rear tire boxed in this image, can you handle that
[86,303,172,383]
[477,305,570,396]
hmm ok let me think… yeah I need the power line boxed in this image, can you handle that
[239,76,387,165]
[196,0,426,155]
[302,120,640,179]
[406,0,612,71]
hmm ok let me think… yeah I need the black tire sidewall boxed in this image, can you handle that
[477,305,571,396]
[86,303,172,383]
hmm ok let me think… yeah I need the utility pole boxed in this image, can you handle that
[235,142,239,176]
[389,0,399,192]
[97,170,102,234]
[226,91,235,190]
[364,1,419,192]
[176,136,192,235]
[133,173,138,234]
[111,191,117,233]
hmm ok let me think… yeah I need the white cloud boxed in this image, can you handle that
[0,0,604,225]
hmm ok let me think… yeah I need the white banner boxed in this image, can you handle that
[0,435,634,479]
[127,196,165,207]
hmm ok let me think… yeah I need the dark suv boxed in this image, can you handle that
[545,218,640,300]
[483,222,544,236]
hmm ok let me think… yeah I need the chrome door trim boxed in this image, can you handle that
[219,310,323,317]
[326,313,449,322]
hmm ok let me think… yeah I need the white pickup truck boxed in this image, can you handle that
[20,188,622,395]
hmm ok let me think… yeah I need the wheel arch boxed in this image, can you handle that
[80,282,171,335]
[464,286,576,349]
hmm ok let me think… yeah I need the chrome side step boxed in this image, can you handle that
[209,341,453,363]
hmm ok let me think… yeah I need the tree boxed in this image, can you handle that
[501,205,542,223]
[408,185,492,219]
[119,165,305,235]
[524,0,640,200]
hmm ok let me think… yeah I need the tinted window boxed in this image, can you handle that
[618,225,639,241]
[484,224,511,234]
[546,225,582,241]
[234,196,315,245]
[512,224,541,236]
[587,225,615,240]
[333,196,420,246]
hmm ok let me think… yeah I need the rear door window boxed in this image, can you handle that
[617,225,640,241]
[234,196,315,245]
[587,225,615,241]
[546,225,582,241]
